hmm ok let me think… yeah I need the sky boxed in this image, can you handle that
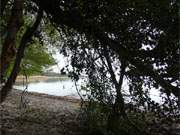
[47,52,66,73]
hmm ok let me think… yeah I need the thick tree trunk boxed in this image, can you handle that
[0,0,23,83]
[0,9,43,103]
[114,60,126,117]
[103,47,126,117]
[101,47,127,134]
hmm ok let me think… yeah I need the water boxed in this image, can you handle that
[14,78,81,98]
[14,77,164,103]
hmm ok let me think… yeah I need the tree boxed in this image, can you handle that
[0,1,56,102]
[31,0,179,97]
[0,6,43,102]
[28,0,178,134]
[0,0,23,82]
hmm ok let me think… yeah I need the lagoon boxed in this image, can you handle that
[14,77,81,98]
[14,76,164,103]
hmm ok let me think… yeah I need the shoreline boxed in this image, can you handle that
[15,75,70,83]
[13,88,81,103]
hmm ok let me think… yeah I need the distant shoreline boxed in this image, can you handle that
[15,75,69,83]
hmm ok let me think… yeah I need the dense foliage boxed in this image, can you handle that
[0,1,55,77]
[58,25,179,135]
[21,40,55,75]
[0,0,179,135]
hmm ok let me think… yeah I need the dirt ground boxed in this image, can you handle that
[0,89,85,135]
[0,89,180,135]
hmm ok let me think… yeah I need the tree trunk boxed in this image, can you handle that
[0,9,43,103]
[0,0,23,82]
[101,47,127,134]
[103,47,127,117]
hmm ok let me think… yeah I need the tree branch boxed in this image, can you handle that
[31,0,179,97]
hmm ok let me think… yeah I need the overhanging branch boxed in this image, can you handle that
[31,0,179,97]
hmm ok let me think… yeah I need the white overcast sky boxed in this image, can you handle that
[48,52,66,73]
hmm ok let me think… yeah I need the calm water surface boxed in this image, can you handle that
[14,78,81,98]
[14,78,164,103]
